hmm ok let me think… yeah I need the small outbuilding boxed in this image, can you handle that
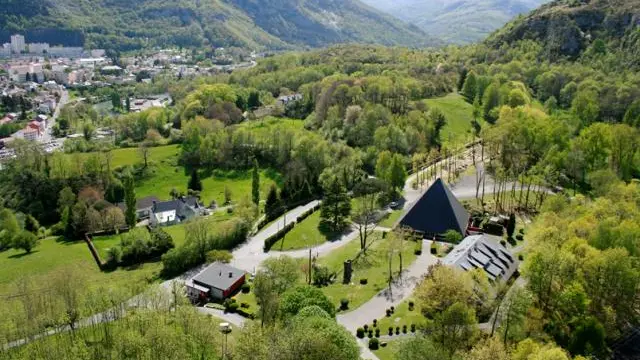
[186,262,246,302]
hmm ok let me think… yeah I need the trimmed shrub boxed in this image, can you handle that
[368,330,373,338]
[280,286,336,318]
[356,328,365,338]
[386,309,391,317]
[408,301,414,311]
[415,241,423,255]
[364,324,369,332]
[519,228,525,235]
[241,283,251,294]
[375,328,380,337]
[360,278,368,285]
[402,325,407,333]
[516,234,524,241]
[340,298,349,310]
[369,338,379,350]
[263,221,296,251]
[430,242,437,254]
[411,324,416,333]
[395,326,400,335]
[519,254,524,261]
[373,319,377,327]
[388,327,393,336]
[500,240,507,247]
[390,306,395,313]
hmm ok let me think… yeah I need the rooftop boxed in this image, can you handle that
[443,234,518,281]
[192,262,246,291]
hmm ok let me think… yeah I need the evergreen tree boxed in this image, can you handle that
[252,160,260,206]
[248,91,261,109]
[188,169,203,192]
[457,68,468,92]
[124,174,137,227]
[461,71,478,103]
[111,91,121,110]
[506,213,516,239]
[320,175,351,233]
[264,185,282,221]
[126,96,131,112]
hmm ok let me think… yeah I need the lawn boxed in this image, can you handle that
[368,299,427,336]
[378,210,404,228]
[373,339,405,360]
[425,93,480,147]
[0,236,162,296]
[318,232,418,309]
[270,211,338,251]
[66,144,282,206]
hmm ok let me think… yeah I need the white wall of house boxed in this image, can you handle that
[154,210,176,224]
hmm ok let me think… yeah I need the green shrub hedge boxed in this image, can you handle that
[263,221,296,251]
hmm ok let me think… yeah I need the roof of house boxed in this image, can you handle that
[136,196,160,210]
[399,178,469,235]
[153,199,181,213]
[443,234,518,281]
[192,262,246,291]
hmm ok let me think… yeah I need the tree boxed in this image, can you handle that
[461,71,478,103]
[280,285,335,319]
[188,169,202,192]
[0,209,20,250]
[24,214,40,235]
[248,91,261,109]
[253,256,299,326]
[416,264,475,317]
[13,230,39,253]
[572,90,600,126]
[123,174,137,227]
[352,178,385,251]
[264,184,282,221]
[252,159,260,206]
[458,68,468,92]
[465,337,509,360]
[111,91,121,110]
[506,213,516,239]
[397,336,448,360]
[444,229,463,244]
[319,172,351,233]
[82,123,95,141]
[139,141,151,168]
[568,317,607,358]
[430,302,478,359]
[389,154,408,195]
[482,83,501,124]
[103,207,126,231]
[125,96,131,112]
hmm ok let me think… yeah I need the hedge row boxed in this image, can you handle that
[263,221,296,252]
[296,203,320,223]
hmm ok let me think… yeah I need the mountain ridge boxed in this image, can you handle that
[0,0,437,51]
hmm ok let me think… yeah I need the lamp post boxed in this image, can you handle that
[219,322,232,360]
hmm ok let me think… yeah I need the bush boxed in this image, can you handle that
[411,324,416,333]
[375,328,380,337]
[373,319,377,326]
[241,283,251,294]
[402,325,407,333]
[280,286,336,318]
[340,298,349,310]
[388,327,393,336]
[12,230,39,253]
[395,326,400,335]
[408,301,415,310]
[313,265,332,286]
[386,309,391,317]
[516,234,524,241]
[360,278,368,285]
[518,254,524,261]
[364,324,369,331]
[500,240,507,247]
[430,242,437,254]
[519,228,525,235]
[228,302,239,313]
[368,330,373,338]
[508,237,517,246]
[414,241,423,255]
[263,221,295,251]
[206,249,233,264]
[369,338,379,350]
[390,306,395,313]
[356,328,365,338]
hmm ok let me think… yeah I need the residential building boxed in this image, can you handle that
[399,178,470,239]
[149,196,205,226]
[20,121,45,141]
[28,43,50,54]
[117,196,160,220]
[277,93,303,106]
[10,35,25,54]
[186,262,246,302]
[8,63,44,83]
[443,234,519,282]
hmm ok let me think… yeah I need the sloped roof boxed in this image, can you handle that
[193,262,246,291]
[399,178,469,235]
[444,234,519,282]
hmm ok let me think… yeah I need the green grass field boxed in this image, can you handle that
[425,93,480,147]
[378,210,404,228]
[371,299,427,335]
[66,144,282,206]
[373,339,404,360]
[318,232,417,309]
[270,211,338,251]
[0,237,162,296]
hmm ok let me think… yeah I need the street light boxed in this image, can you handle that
[219,322,232,360]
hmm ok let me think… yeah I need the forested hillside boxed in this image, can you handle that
[361,0,548,44]
[0,0,434,51]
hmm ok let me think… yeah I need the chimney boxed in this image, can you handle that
[228,272,233,278]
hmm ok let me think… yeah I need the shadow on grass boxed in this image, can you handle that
[318,222,351,242]
[9,250,39,259]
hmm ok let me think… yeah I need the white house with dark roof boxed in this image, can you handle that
[149,196,205,227]
[443,234,518,282]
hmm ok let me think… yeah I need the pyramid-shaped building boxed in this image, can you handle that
[399,178,469,237]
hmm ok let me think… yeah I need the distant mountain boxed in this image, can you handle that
[361,0,549,44]
[0,0,437,51]
[487,0,640,62]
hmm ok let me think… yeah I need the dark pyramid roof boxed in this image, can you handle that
[399,178,469,235]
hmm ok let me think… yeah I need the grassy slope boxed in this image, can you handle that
[66,144,281,205]
[0,237,161,295]
[319,232,417,309]
[425,92,479,147]
[270,211,336,251]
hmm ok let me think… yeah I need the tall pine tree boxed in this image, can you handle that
[188,169,203,192]
[252,160,260,206]
[124,175,137,227]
